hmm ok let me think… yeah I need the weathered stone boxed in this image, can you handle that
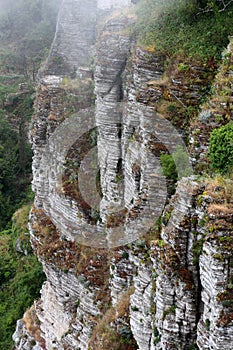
[13,1,233,350]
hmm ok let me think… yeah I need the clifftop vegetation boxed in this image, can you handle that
[134,0,233,62]
[133,0,233,178]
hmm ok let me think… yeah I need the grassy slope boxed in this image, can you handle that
[134,0,233,62]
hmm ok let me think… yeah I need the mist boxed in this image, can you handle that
[0,0,62,77]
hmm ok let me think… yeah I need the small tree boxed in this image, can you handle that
[209,122,233,174]
[196,0,233,13]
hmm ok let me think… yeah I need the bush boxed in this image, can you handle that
[160,146,192,181]
[160,153,177,182]
[209,122,233,174]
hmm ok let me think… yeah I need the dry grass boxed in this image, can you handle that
[89,287,137,350]
[12,204,31,231]
[116,286,135,318]
[88,307,117,350]
[23,305,45,348]
[208,203,233,215]
[205,176,233,204]
[31,208,111,289]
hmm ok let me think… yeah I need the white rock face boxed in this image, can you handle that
[130,255,154,350]
[197,234,233,350]
[41,0,132,77]
[35,264,100,350]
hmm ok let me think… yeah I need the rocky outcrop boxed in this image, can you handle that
[127,177,233,350]
[196,185,233,349]
[13,1,233,350]
[130,251,154,350]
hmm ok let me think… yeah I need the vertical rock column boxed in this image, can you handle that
[122,48,172,241]
[95,16,133,228]
[30,76,64,209]
[197,215,233,349]
[151,178,202,350]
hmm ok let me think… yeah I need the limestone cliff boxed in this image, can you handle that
[13,1,233,349]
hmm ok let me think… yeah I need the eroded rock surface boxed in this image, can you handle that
[13,1,233,349]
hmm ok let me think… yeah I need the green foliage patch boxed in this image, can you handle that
[0,76,24,107]
[160,146,193,180]
[209,122,233,174]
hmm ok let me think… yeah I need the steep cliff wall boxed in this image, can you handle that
[13,1,233,350]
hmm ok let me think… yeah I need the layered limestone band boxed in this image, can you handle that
[36,94,192,248]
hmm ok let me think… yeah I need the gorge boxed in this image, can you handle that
[12,0,233,349]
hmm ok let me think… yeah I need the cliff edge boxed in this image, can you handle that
[13,1,233,349]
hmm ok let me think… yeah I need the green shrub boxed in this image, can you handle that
[160,146,192,181]
[222,300,233,308]
[160,153,178,182]
[0,91,34,231]
[187,345,198,350]
[172,146,193,178]
[209,122,233,174]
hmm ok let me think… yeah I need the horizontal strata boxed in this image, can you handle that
[13,1,233,350]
